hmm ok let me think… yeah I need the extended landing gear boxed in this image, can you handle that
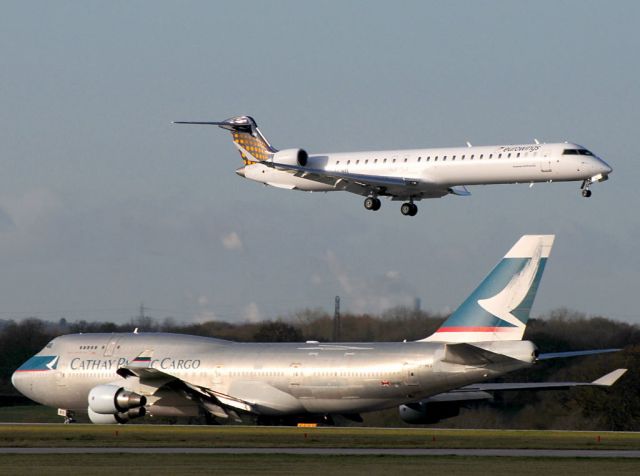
[59,409,76,424]
[580,179,592,198]
[364,197,381,211]
[400,202,418,216]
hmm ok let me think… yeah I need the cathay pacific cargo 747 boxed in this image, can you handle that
[174,116,612,216]
[12,235,625,425]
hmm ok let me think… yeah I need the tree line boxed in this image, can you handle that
[0,307,638,430]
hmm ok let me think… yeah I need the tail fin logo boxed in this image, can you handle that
[232,131,274,164]
[477,241,542,330]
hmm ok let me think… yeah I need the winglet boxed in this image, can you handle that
[592,368,627,386]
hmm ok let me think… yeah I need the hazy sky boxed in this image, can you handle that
[1,1,639,325]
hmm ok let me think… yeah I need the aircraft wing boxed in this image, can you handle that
[116,357,299,418]
[264,161,452,199]
[425,368,627,403]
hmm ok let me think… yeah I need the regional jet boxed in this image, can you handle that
[12,235,625,425]
[174,116,612,216]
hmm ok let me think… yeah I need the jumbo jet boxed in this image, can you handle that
[12,235,625,425]
[174,116,612,216]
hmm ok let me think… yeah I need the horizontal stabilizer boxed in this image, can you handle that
[173,121,229,125]
[592,368,627,386]
[428,368,627,403]
[537,348,621,360]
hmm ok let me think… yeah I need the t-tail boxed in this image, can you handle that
[422,235,555,343]
[173,115,277,165]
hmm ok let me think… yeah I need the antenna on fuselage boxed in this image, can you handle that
[534,138,540,144]
[466,141,472,148]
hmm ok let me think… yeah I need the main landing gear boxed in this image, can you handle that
[400,202,418,216]
[364,196,381,211]
[364,196,418,216]
[580,179,592,198]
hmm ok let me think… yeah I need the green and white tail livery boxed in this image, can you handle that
[423,235,555,343]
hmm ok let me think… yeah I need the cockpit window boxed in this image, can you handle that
[563,149,593,156]
[45,341,54,349]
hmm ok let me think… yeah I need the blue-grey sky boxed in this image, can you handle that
[1,0,639,325]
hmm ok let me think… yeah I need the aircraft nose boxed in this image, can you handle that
[600,161,613,175]
[235,166,246,178]
[11,369,26,394]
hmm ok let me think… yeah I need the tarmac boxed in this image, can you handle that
[1,447,639,458]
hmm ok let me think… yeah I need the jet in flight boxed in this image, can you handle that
[174,116,612,216]
[12,235,625,425]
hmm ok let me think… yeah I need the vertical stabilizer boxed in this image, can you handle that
[422,235,555,343]
[173,115,276,164]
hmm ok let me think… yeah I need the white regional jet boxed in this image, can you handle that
[174,116,612,216]
[12,235,625,425]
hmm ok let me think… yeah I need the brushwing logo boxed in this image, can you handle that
[16,355,59,372]
[477,242,543,329]
[46,356,59,370]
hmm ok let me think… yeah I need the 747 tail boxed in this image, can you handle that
[423,235,555,343]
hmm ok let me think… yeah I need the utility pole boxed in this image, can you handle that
[333,296,341,342]
[138,303,147,321]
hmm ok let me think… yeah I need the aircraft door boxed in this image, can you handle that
[403,362,419,387]
[289,363,301,386]
[104,336,121,357]
[213,365,223,386]
[540,152,552,173]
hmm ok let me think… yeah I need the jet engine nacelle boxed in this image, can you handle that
[398,401,461,424]
[272,148,308,167]
[88,384,147,415]
[87,406,146,424]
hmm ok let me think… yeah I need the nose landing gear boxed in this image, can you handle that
[580,179,592,198]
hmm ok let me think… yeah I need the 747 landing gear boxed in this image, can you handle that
[364,197,381,211]
[400,202,418,216]
[580,179,592,198]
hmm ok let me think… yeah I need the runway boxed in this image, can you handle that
[1,447,640,458]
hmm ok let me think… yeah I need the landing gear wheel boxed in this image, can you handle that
[582,189,592,198]
[364,197,381,211]
[401,203,418,216]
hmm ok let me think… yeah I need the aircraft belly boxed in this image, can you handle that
[244,166,334,191]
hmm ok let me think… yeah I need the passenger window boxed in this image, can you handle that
[417,157,421,162]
